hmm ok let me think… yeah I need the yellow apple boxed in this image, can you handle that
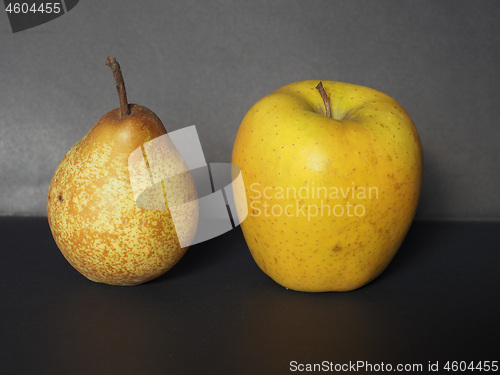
[232,80,422,292]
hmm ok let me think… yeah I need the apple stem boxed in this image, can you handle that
[105,56,130,118]
[316,81,332,118]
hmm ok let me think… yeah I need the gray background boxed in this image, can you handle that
[1,0,499,220]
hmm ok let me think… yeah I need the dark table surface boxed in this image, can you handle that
[1,217,499,375]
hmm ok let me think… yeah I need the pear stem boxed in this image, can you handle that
[105,56,130,118]
[315,81,331,118]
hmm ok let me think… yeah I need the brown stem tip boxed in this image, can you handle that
[315,81,331,118]
[105,56,130,118]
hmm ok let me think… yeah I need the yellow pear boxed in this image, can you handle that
[232,80,422,292]
[47,57,198,286]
